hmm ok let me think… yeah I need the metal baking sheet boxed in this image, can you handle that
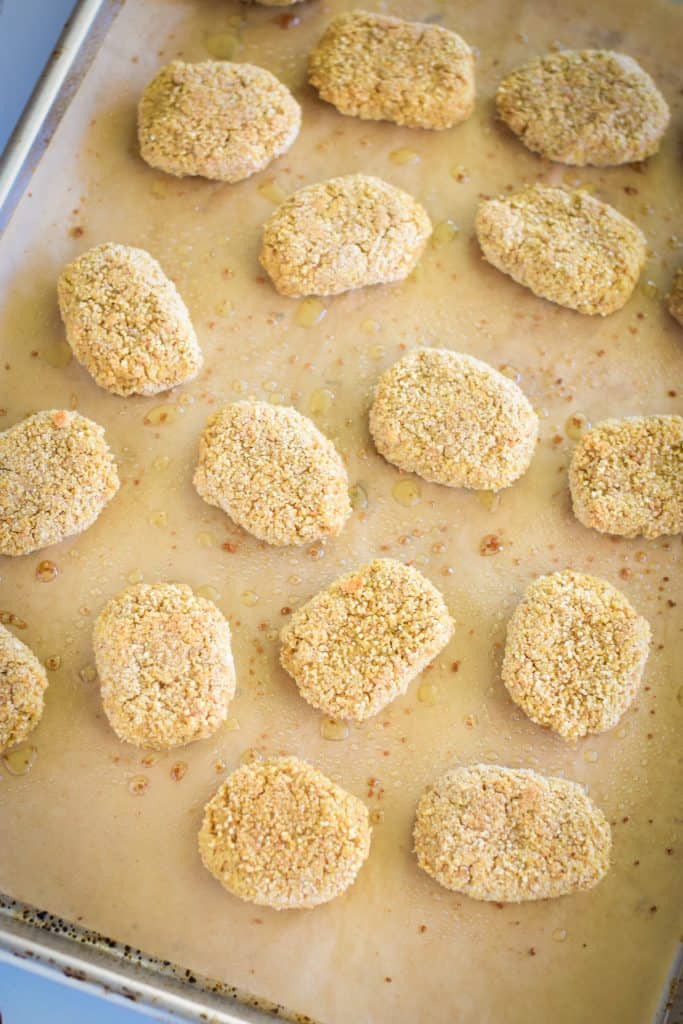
[0,0,682,1022]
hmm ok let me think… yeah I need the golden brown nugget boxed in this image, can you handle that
[667,266,683,327]
[475,185,646,316]
[0,410,119,557]
[94,583,235,750]
[0,625,48,753]
[496,49,670,166]
[569,415,683,538]
[414,764,611,902]
[199,756,371,910]
[369,348,538,490]
[280,559,454,722]
[58,242,202,397]
[260,174,431,297]
[502,570,650,740]
[308,10,474,130]
[193,401,350,547]
[138,60,301,182]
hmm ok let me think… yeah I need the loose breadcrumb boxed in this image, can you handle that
[0,625,48,753]
[475,185,646,315]
[667,267,683,326]
[138,60,301,182]
[58,242,202,397]
[502,570,650,739]
[496,49,670,166]
[94,583,235,750]
[369,348,538,490]
[569,415,683,538]
[198,756,371,909]
[414,764,611,902]
[280,558,454,722]
[0,410,119,557]
[260,174,431,297]
[193,401,351,547]
[308,10,474,130]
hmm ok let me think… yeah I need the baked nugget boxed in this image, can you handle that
[569,415,683,538]
[496,50,669,166]
[667,266,683,327]
[260,174,431,297]
[414,764,611,902]
[309,10,474,130]
[0,625,48,753]
[475,185,646,315]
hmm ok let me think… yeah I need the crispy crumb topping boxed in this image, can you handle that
[0,625,48,753]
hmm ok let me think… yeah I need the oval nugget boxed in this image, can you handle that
[0,410,119,557]
[667,267,683,327]
[502,570,650,739]
[369,348,538,490]
[280,558,454,722]
[260,174,431,297]
[0,625,48,753]
[569,415,683,538]
[496,49,669,167]
[475,185,646,315]
[198,756,371,910]
[414,764,611,902]
[308,10,474,130]
[138,60,301,182]
[58,242,202,397]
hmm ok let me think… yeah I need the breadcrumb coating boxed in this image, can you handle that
[280,558,454,722]
[414,764,611,902]
[667,267,683,327]
[58,242,202,397]
[475,185,646,315]
[198,756,371,909]
[194,401,350,547]
[94,583,235,750]
[0,410,119,557]
[496,49,670,166]
[308,10,474,130]
[0,625,48,753]
[138,60,301,182]
[502,570,650,740]
[369,348,538,490]
[260,174,431,297]
[251,0,303,5]
[569,415,683,538]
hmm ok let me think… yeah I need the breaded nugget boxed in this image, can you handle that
[194,401,350,546]
[138,60,301,182]
[58,243,202,397]
[0,625,48,753]
[414,764,611,902]
[569,415,683,538]
[667,267,683,327]
[0,410,119,557]
[198,756,371,909]
[280,558,454,722]
[502,570,650,740]
[496,49,670,166]
[369,348,538,490]
[476,185,646,315]
[94,583,235,750]
[260,174,431,297]
[308,10,474,130]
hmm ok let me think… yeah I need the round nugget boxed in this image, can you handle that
[308,10,474,130]
[502,571,650,740]
[569,415,683,538]
[475,185,646,316]
[280,559,454,722]
[193,401,350,547]
[667,267,683,327]
[198,756,371,910]
[138,60,301,182]
[414,764,611,902]
[58,243,202,397]
[260,174,431,297]
[369,348,538,490]
[0,625,48,753]
[94,583,235,750]
[0,410,119,557]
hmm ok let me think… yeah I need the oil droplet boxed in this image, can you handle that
[149,510,167,528]
[565,413,590,440]
[390,148,420,165]
[295,298,326,328]
[477,491,500,513]
[408,263,424,283]
[79,664,97,684]
[370,808,385,825]
[584,749,599,764]
[349,484,368,510]
[263,379,280,393]
[224,717,240,732]
[392,478,421,507]
[3,744,37,776]
[240,748,263,765]
[178,392,194,408]
[499,363,521,383]
[128,569,143,584]
[153,454,171,471]
[232,379,248,393]
[309,387,335,415]
[552,929,568,943]
[479,534,503,556]
[241,590,259,607]
[170,761,188,782]
[144,404,178,426]
[308,543,325,560]
[196,584,220,602]
[417,682,438,706]
[451,165,470,183]
[205,31,239,59]
[676,685,683,707]
[140,754,157,767]
[369,343,385,360]
[640,279,660,299]
[45,655,61,671]
[258,179,287,204]
[35,560,58,583]
[196,531,215,548]
[41,341,72,369]
[128,775,149,796]
[361,318,381,333]
[320,718,349,741]
[430,220,459,248]
[215,298,233,316]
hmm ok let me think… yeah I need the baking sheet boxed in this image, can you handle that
[0,1,681,1022]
